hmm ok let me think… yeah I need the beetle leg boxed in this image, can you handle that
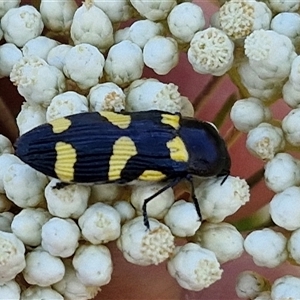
[142,177,182,230]
[186,174,202,222]
[53,181,70,190]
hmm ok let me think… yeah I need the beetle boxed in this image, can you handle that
[15,110,231,229]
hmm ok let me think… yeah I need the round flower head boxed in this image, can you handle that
[235,271,270,299]
[40,0,76,33]
[244,29,296,81]
[195,176,250,223]
[125,78,182,113]
[282,108,300,146]
[0,43,22,78]
[104,40,143,86]
[117,216,174,265]
[167,2,205,43]
[264,153,300,193]
[188,27,234,76]
[0,0,20,18]
[22,36,59,60]
[129,20,164,48]
[269,186,300,231]
[1,5,43,47]
[244,228,288,267]
[70,0,113,52]
[130,0,176,21]
[271,12,300,46]
[16,102,46,135]
[0,231,25,284]
[230,97,271,132]
[143,36,179,75]
[46,91,88,122]
[10,56,66,107]
[246,123,285,160]
[271,276,300,300]
[219,0,271,40]
[88,82,125,112]
[63,43,105,90]
[167,243,223,291]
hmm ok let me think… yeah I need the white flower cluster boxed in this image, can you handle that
[4,0,295,298]
[220,0,300,298]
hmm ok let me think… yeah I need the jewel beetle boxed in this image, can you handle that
[15,110,231,228]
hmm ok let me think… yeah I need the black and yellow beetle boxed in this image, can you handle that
[15,110,231,228]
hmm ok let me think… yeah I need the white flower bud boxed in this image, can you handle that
[282,80,300,108]
[94,0,133,23]
[10,56,65,107]
[70,1,113,52]
[117,216,175,265]
[45,178,90,219]
[89,183,122,205]
[0,231,25,284]
[271,12,300,46]
[0,135,13,154]
[125,78,182,113]
[0,43,22,78]
[78,202,121,244]
[16,102,47,135]
[22,36,59,60]
[271,276,300,300]
[0,0,20,18]
[238,61,281,101]
[72,244,112,286]
[0,280,21,299]
[219,0,271,39]
[188,27,234,76]
[129,20,164,48]
[282,107,300,146]
[267,0,300,12]
[4,163,48,208]
[264,153,300,193]
[246,123,285,160]
[47,44,72,71]
[40,0,76,32]
[193,222,244,263]
[88,82,125,112]
[181,96,194,117]
[167,243,223,291]
[53,260,99,300]
[131,183,174,219]
[270,186,300,230]
[195,176,250,223]
[0,154,22,193]
[113,200,135,224]
[164,200,201,237]
[130,0,176,21]
[42,217,80,257]
[21,286,63,300]
[23,247,65,286]
[11,208,51,246]
[236,271,270,299]
[230,97,271,132]
[63,43,105,90]
[167,2,205,43]
[0,5,43,47]
[288,228,300,264]
[244,228,288,267]
[143,36,179,75]
[104,40,143,86]
[46,91,88,122]
[245,30,296,81]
